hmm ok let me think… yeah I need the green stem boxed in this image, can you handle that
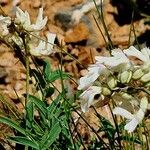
[108,104,122,149]
[93,0,114,50]
[22,33,30,150]
[25,51,30,106]
[21,33,30,107]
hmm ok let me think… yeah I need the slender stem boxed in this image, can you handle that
[92,106,114,150]
[0,4,7,16]
[93,0,114,50]
[108,104,122,150]
[128,11,134,47]
[131,12,140,50]
[93,15,109,49]
[22,35,30,107]
[25,53,30,104]
[71,117,87,149]
[21,33,30,150]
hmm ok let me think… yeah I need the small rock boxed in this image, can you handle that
[65,23,89,43]
[14,81,23,91]
[0,0,8,6]
[54,12,72,30]
[12,0,20,6]
[0,67,7,78]
[0,52,16,67]
[31,0,41,8]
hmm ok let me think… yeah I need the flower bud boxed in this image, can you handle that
[120,92,132,100]
[140,72,150,83]
[132,69,144,80]
[14,18,21,25]
[102,87,111,96]
[145,81,150,87]
[107,76,117,90]
[140,96,148,112]
[119,70,132,84]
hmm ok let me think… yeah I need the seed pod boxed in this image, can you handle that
[102,87,111,96]
[121,92,132,100]
[141,72,150,82]
[140,97,148,112]
[119,70,132,84]
[107,76,117,90]
[145,81,150,87]
[132,69,144,80]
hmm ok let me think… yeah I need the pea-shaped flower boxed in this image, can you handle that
[0,16,11,36]
[80,86,102,112]
[113,97,148,132]
[15,7,47,32]
[29,32,56,56]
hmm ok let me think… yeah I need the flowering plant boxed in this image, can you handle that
[78,46,150,132]
[0,7,56,56]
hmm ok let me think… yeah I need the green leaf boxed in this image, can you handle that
[43,59,51,79]
[97,114,115,139]
[8,136,39,149]
[45,87,54,98]
[31,69,46,88]
[47,70,69,83]
[0,117,26,135]
[40,122,61,149]
[29,95,47,117]
[32,122,44,136]
[47,94,62,117]
[26,99,34,127]
[43,59,70,82]
[118,121,126,131]
[118,135,142,144]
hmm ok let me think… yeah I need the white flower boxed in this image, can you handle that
[95,49,129,66]
[0,16,11,36]
[113,97,148,132]
[124,46,150,63]
[15,7,31,30]
[80,86,102,112]
[31,8,48,31]
[95,49,130,71]
[11,34,23,47]
[29,32,56,56]
[15,7,47,31]
[77,64,107,90]
[77,72,98,90]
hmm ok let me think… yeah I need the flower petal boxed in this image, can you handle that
[124,108,145,132]
[46,32,56,53]
[124,46,148,62]
[95,49,129,69]
[124,117,139,132]
[77,72,99,90]
[32,8,48,31]
[140,97,148,112]
[113,107,134,120]
[80,86,101,112]
[0,16,11,36]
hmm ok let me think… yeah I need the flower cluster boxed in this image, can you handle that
[0,7,56,56]
[78,46,150,132]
